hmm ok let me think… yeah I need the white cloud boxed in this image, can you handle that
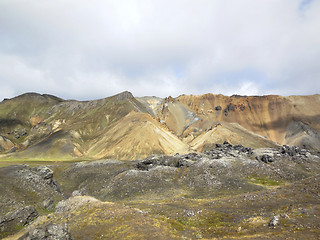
[0,0,319,100]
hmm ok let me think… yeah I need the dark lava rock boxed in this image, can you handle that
[281,145,297,156]
[256,154,274,163]
[11,128,27,139]
[223,103,236,116]
[28,166,61,192]
[279,145,312,161]
[136,153,201,171]
[182,152,203,161]
[233,145,253,155]
[0,206,38,233]
[204,142,253,158]
[215,105,222,111]
[136,155,177,171]
[33,166,54,179]
[19,223,72,240]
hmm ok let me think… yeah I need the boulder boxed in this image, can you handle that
[256,154,274,163]
[215,105,222,111]
[33,166,54,180]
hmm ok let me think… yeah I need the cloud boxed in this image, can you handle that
[0,0,319,100]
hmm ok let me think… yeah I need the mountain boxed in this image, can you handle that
[86,111,189,159]
[0,92,319,160]
[176,94,320,147]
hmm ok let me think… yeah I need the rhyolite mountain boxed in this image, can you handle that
[0,91,319,160]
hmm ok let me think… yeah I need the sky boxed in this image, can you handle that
[0,0,320,100]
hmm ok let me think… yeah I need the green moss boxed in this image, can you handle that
[248,175,282,186]
[0,223,24,239]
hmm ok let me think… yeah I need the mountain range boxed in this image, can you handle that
[0,91,319,160]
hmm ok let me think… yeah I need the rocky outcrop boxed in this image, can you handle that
[204,141,253,158]
[15,166,60,192]
[19,223,72,240]
[280,145,310,157]
[136,153,201,170]
[256,154,274,163]
[223,103,236,116]
[34,166,54,180]
[9,128,27,139]
[0,206,38,234]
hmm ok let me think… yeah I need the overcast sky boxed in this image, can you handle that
[0,0,319,100]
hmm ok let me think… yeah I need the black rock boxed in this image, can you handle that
[256,154,274,163]
[205,143,252,158]
[215,105,222,111]
[223,141,232,147]
[223,104,236,116]
[136,154,201,171]
[34,166,54,179]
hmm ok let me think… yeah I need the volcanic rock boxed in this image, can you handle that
[0,206,38,233]
[20,223,72,240]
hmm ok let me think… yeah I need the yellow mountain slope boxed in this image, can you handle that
[87,111,189,160]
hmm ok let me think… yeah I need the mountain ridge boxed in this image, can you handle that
[0,91,319,160]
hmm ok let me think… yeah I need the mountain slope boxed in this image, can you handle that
[190,122,278,151]
[87,111,189,160]
[176,94,320,149]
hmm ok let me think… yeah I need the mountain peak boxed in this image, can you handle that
[113,91,134,102]
[3,92,63,103]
